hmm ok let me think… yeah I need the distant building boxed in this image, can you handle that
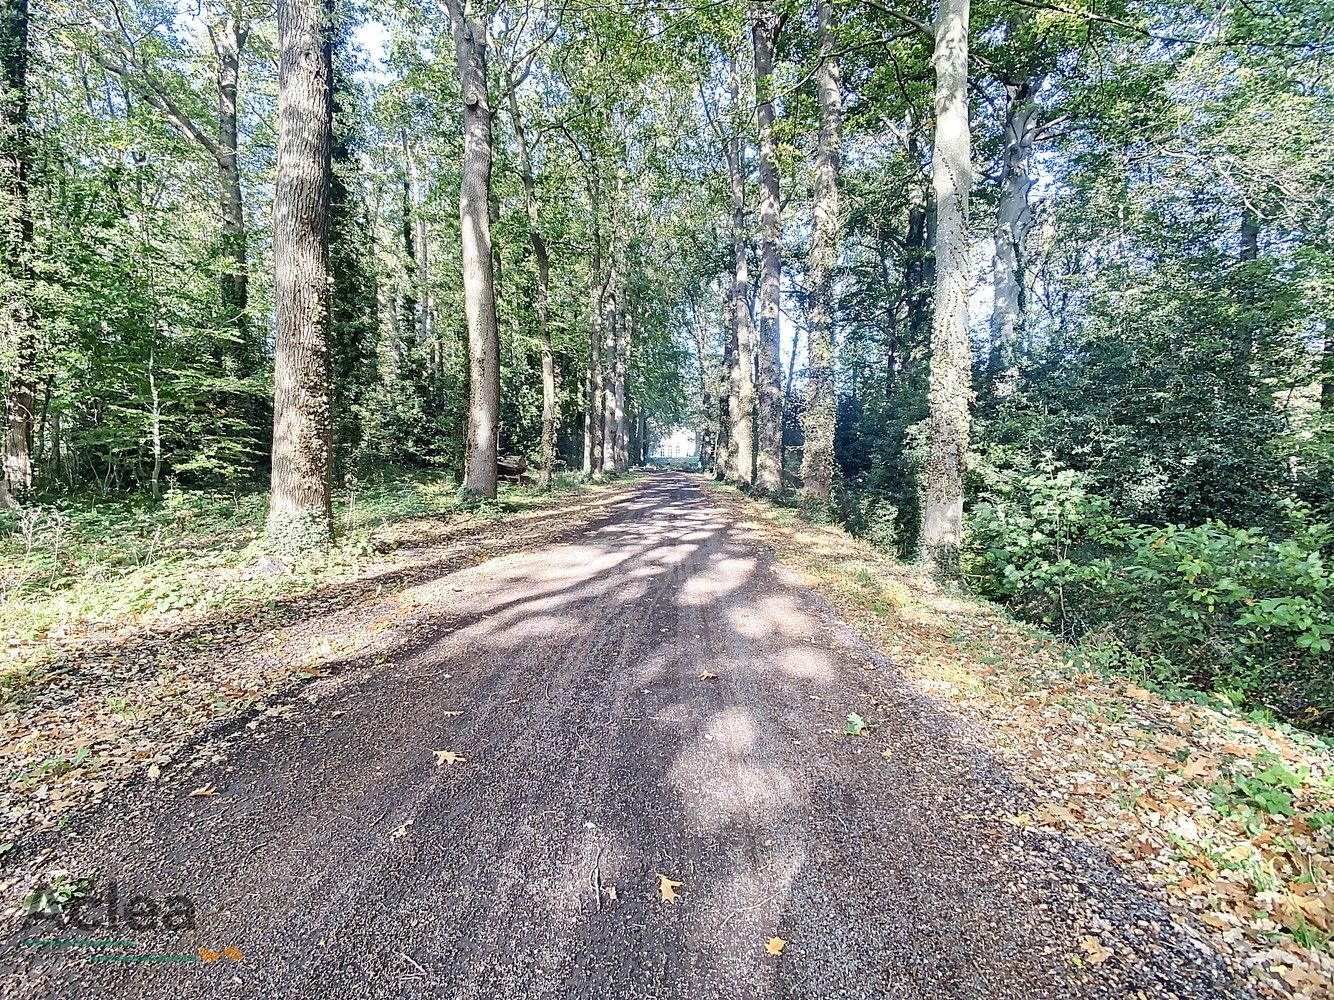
[652,426,697,461]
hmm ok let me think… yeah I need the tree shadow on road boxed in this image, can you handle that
[2,475,1253,1000]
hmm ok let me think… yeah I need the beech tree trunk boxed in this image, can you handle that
[445,0,499,498]
[986,80,1036,384]
[752,12,784,494]
[800,0,841,502]
[1,0,32,507]
[505,82,556,488]
[921,0,972,577]
[268,0,334,545]
[725,59,756,487]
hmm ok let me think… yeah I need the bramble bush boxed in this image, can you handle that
[964,463,1334,727]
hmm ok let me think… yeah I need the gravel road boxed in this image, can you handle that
[2,473,1252,999]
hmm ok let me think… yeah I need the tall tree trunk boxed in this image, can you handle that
[445,0,499,498]
[505,81,556,488]
[584,279,605,476]
[716,299,733,479]
[903,122,932,353]
[800,0,841,502]
[691,301,715,472]
[398,130,418,340]
[615,307,630,470]
[268,0,334,545]
[602,289,620,469]
[921,0,972,578]
[752,12,784,494]
[412,154,430,342]
[210,11,250,343]
[986,80,1036,385]
[0,0,32,507]
[725,59,756,487]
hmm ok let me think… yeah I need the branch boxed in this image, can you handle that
[1008,0,1334,53]
[91,51,224,163]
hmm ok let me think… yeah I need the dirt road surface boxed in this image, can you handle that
[2,473,1250,999]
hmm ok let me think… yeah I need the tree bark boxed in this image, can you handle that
[505,81,556,488]
[986,80,1036,385]
[267,0,334,545]
[800,0,841,502]
[0,0,32,507]
[752,12,784,494]
[445,0,500,498]
[921,0,972,578]
[725,58,756,487]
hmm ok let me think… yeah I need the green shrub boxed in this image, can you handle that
[965,463,1334,725]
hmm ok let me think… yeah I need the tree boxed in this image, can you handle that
[921,0,971,577]
[718,54,755,487]
[800,0,841,502]
[752,9,784,494]
[267,0,334,546]
[444,0,500,499]
[90,1,257,353]
[0,0,32,507]
[504,73,556,488]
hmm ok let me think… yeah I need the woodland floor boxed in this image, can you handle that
[0,472,1330,998]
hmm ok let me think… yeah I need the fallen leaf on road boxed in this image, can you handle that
[880,748,894,759]
[655,873,683,903]
[699,671,718,680]
[1079,935,1110,965]
[441,711,464,717]
[433,750,467,766]
[844,713,868,736]
[765,937,787,956]
[188,785,217,798]
[391,820,413,839]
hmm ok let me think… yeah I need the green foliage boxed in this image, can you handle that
[1215,761,1309,820]
[965,462,1334,725]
